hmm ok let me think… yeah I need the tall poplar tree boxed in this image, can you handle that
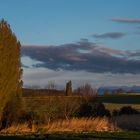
[66,80,72,96]
[0,19,22,127]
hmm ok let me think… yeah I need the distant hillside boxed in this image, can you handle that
[97,86,140,94]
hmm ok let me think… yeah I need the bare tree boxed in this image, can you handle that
[47,80,56,90]
[75,83,97,99]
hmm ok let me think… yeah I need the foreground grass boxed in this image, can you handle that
[43,117,115,132]
[0,117,116,134]
[0,132,140,140]
[1,115,140,134]
[0,135,44,140]
[46,132,140,140]
[0,116,140,139]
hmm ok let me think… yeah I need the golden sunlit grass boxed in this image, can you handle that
[0,117,116,134]
[42,117,117,132]
[1,115,140,134]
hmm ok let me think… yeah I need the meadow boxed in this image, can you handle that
[22,94,140,115]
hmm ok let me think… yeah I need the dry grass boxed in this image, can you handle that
[113,115,140,131]
[42,117,116,132]
[1,118,116,134]
[1,115,140,134]
[0,123,32,134]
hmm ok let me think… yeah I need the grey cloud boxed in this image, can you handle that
[112,18,140,24]
[92,32,126,39]
[21,41,140,74]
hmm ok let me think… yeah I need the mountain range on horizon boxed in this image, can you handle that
[98,85,140,94]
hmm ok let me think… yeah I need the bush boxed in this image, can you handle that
[78,102,111,118]
[119,106,139,115]
[91,102,111,117]
[78,103,92,117]
[112,109,119,116]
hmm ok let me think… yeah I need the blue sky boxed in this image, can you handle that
[0,0,140,50]
[1,0,140,88]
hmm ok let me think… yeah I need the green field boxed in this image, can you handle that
[0,132,140,140]
[97,94,140,104]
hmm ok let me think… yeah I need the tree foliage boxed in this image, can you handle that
[65,80,72,96]
[0,19,22,127]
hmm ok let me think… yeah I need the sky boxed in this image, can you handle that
[1,0,140,88]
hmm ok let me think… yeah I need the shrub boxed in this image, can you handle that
[78,103,92,117]
[119,106,139,115]
[112,109,119,116]
[78,102,111,118]
[91,102,111,117]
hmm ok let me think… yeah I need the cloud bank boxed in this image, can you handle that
[21,41,140,74]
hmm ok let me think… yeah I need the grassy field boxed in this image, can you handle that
[104,103,140,112]
[0,132,140,140]
[22,94,140,116]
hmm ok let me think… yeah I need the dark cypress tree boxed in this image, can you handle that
[0,19,22,128]
[65,80,72,96]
